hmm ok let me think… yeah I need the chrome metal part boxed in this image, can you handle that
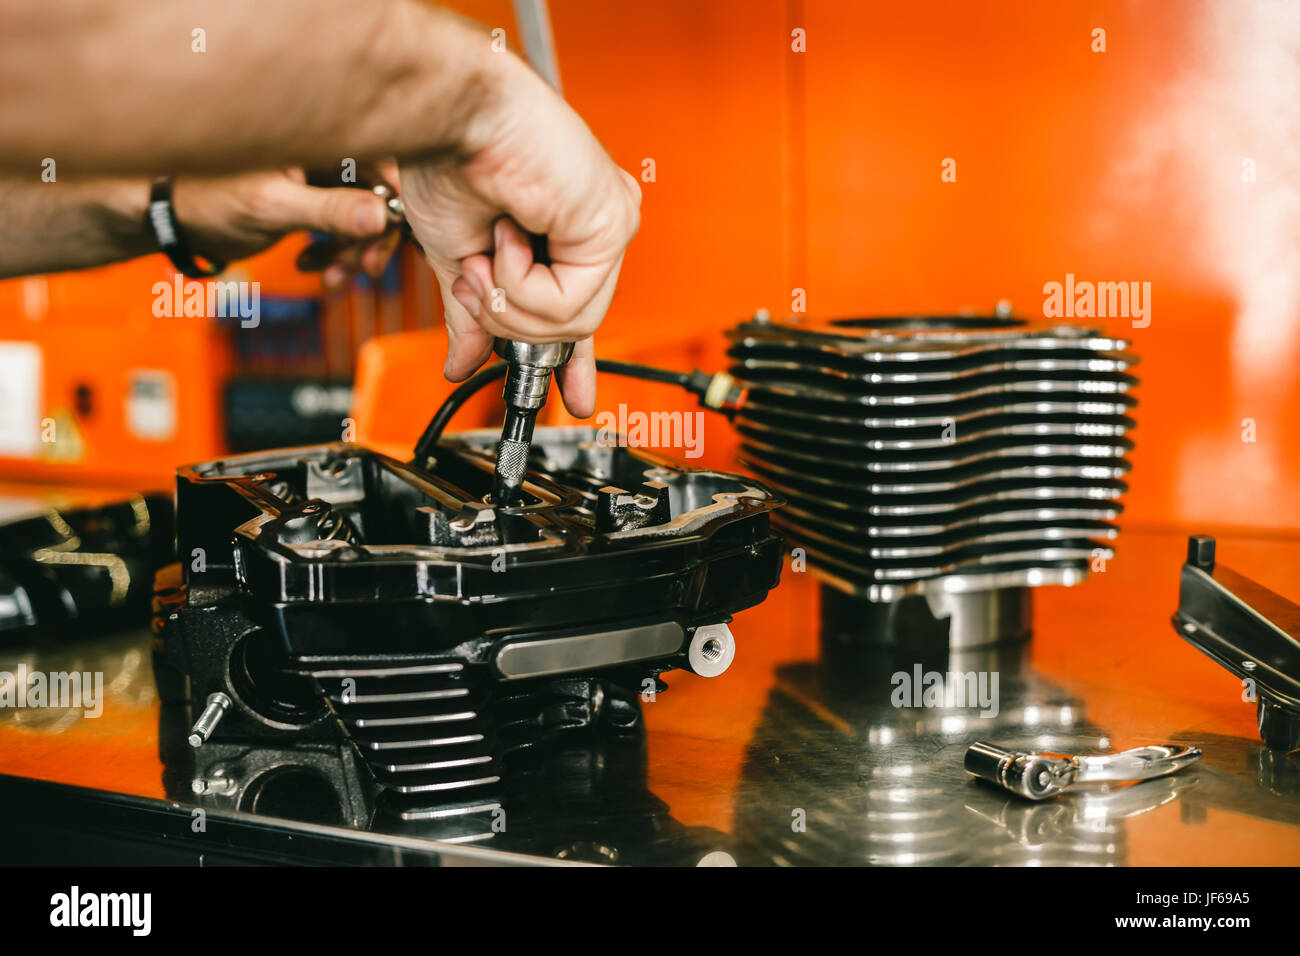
[372,183,406,226]
[728,312,1137,646]
[495,622,686,680]
[191,769,238,796]
[513,0,562,92]
[687,623,736,678]
[926,588,1032,648]
[491,339,575,506]
[187,692,231,748]
[965,741,1201,800]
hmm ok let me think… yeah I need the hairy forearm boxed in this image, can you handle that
[0,178,153,278]
[0,0,509,177]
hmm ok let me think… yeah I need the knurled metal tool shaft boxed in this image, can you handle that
[491,339,574,506]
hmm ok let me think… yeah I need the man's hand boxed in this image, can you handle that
[0,0,639,404]
[399,55,641,418]
[173,168,400,289]
[0,168,402,282]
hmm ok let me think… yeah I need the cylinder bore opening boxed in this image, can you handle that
[229,627,326,727]
[240,767,344,825]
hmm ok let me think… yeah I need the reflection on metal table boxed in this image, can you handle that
[0,528,1297,866]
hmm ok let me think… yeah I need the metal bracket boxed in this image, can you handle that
[1172,534,1300,751]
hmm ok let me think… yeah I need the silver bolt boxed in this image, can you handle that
[191,770,238,796]
[188,692,232,748]
[1242,660,1257,672]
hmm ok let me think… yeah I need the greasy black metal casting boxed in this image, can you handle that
[154,428,782,818]
[1173,534,1300,752]
[0,493,172,640]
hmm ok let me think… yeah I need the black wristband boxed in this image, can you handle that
[146,177,227,278]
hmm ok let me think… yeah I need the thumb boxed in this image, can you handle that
[439,286,495,382]
[274,183,390,238]
[555,337,596,418]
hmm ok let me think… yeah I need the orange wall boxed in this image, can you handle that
[498,0,1300,533]
[3,0,1297,534]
